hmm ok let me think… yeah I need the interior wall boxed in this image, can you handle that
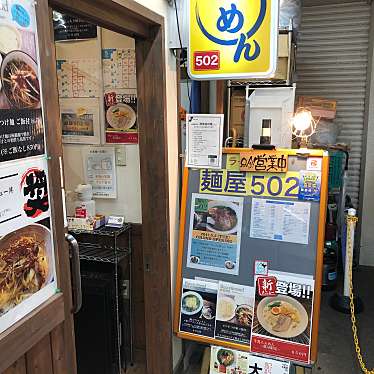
[113,0,183,368]
[56,29,142,223]
[360,5,374,266]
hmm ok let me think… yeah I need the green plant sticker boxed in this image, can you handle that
[195,198,208,212]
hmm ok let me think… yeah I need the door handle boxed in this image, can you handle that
[65,233,82,314]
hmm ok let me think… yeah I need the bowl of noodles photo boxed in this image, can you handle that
[256,295,309,339]
[0,224,53,315]
[1,50,40,109]
[206,201,239,235]
[106,103,136,131]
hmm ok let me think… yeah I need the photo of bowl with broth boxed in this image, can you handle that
[1,50,40,109]
[106,103,136,131]
[206,201,239,235]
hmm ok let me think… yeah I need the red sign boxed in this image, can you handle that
[251,335,310,363]
[193,50,220,71]
[257,276,277,297]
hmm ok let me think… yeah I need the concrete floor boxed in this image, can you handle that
[313,266,374,374]
[180,266,374,374]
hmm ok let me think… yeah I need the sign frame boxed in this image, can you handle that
[173,148,329,365]
[188,0,280,80]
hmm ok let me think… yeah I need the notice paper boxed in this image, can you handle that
[250,199,311,245]
[186,114,224,169]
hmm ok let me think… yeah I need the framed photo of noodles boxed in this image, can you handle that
[0,157,57,334]
[174,148,329,366]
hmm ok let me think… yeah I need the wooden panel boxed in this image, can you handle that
[26,335,53,374]
[50,0,154,39]
[0,295,64,373]
[36,2,77,373]
[216,80,226,114]
[3,356,27,374]
[51,323,68,374]
[136,24,173,374]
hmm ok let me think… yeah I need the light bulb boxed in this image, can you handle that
[293,110,313,132]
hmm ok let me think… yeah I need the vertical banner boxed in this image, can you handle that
[188,0,279,79]
[0,0,45,161]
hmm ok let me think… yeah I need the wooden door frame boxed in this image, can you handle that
[49,1,173,373]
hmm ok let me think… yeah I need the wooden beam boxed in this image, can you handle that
[0,295,64,373]
[26,335,54,374]
[50,0,158,39]
[3,356,27,374]
[136,24,173,374]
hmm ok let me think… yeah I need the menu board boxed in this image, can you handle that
[175,149,328,366]
[0,1,45,162]
[0,0,57,336]
[53,12,97,41]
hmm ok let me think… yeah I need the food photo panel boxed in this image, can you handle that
[187,193,244,275]
[215,281,254,344]
[250,271,314,364]
[179,278,218,338]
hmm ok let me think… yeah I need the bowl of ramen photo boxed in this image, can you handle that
[216,348,235,367]
[256,295,308,338]
[1,50,40,109]
[0,224,53,316]
[216,296,236,321]
[181,291,203,315]
[235,304,253,326]
[106,103,136,131]
[206,201,239,235]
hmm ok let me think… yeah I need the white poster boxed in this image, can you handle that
[0,157,50,235]
[83,146,117,198]
[250,199,311,245]
[210,346,290,374]
[186,114,224,169]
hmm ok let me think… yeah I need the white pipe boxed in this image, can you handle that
[343,208,356,297]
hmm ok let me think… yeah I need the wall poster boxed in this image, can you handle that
[251,271,314,364]
[104,89,138,144]
[0,0,45,162]
[187,193,243,275]
[60,98,101,144]
[0,157,57,334]
[83,146,117,199]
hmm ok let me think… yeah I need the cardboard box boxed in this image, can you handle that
[298,96,337,119]
[67,215,106,231]
[230,90,246,138]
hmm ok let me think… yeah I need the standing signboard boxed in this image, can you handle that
[0,0,57,335]
[174,148,328,366]
[188,0,279,80]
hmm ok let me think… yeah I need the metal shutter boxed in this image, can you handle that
[296,1,371,207]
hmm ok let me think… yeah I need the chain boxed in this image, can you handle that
[347,215,374,374]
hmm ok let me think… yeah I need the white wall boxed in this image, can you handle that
[114,0,183,368]
[57,29,142,223]
[360,6,374,266]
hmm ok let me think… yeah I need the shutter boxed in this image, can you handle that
[296,1,371,207]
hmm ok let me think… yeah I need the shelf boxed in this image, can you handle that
[79,243,129,264]
[70,223,131,237]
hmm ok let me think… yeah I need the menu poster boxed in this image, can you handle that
[0,158,57,334]
[215,282,254,344]
[210,346,290,374]
[179,278,218,338]
[60,98,101,144]
[251,271,315,364]
[53,12,97,41]
[83,147,117,199]
[104,90,138,144]
[0,156,50,235]
[250,199,311,245]
[0,1,45,162]
[187,194,243,275]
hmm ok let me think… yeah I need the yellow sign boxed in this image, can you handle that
[188,0,279,80]
[240,151,288,173]
[199,169,300,199]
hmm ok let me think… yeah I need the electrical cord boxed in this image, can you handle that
[173,0,191,111]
